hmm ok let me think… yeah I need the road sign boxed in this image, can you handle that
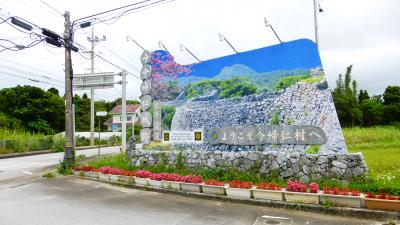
[73,72,116,90]
[96,111,107,117]
[112,124,118,132]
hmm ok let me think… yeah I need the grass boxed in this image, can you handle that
[344,126,400,195]
[143,141,172,151]
[0,129,52,154]
[42,171,55,178]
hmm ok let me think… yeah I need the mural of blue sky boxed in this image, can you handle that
[150,38,325,101]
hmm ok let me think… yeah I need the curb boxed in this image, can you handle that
[72,175,400,222]
[0,145,117,159]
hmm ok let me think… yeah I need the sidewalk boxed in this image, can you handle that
[0,145,118,159]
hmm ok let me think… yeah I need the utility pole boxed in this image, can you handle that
[64,11,75,167]
[87,26,106,146]
[313,0,319,48]
[121,71,127,151]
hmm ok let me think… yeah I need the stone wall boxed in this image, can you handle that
[170,81,346,155]
[127,149,368,181]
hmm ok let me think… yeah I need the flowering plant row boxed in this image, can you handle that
[228,180,253,189]
[286,180,319,193]
[365,192,400,200]
[257,181,281,190]
[74,165,97,172]
[73,165,135,176]
[205,179,225,186]
[323,186,360,196]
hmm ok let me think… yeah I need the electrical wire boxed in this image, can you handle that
[0,64,65,83]
[37,0,64,17]
[91,0,174,26]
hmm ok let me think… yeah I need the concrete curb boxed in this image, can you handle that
[0,145,117,159]
[72,175,400,222]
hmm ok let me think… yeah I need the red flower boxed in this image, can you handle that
[135,170,153,178]
[179,174,202,183]
[73,165,96,172]
[309,182,319,193]
[228,180,253,189]
[257,181,281,190]
[286,180,308,193]
[205,179,225,186]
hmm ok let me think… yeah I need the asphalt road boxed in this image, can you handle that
[0,146,120,182]
[0,176,382,225]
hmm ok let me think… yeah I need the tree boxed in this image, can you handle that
[358,89,370,103]
[383,86,400,105]
[0,85,65,134]
[382,86,400,124]
[360,99,384,126]
[332,65,362,127]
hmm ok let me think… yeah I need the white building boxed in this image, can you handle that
[104,104,141,131]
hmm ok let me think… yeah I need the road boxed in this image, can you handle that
[0,176,381,225]
[0,146,120,182]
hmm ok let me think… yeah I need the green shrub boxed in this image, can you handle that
[275,75,309,90]
[304,145,320,154]
[52,135,65,152]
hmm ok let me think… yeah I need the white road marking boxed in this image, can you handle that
[21,170,32,175]
[0,162,56,170]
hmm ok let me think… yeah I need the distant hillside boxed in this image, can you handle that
[175,64,311,92]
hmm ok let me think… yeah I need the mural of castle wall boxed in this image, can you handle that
[147,38,347,154]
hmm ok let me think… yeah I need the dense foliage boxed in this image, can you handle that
[0,85,139,134]
[184,77,257,99]
[332,65,400,127]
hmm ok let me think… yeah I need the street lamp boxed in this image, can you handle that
[218,32,238,54]
[179,43,201,62]
[126,35,145,50]
[264,17,283,44]
[158,40,171,56]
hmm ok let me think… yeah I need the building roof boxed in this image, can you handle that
[109,104,140,114]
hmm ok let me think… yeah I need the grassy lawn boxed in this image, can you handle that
[344,126,400,194]
[344,126,400,177]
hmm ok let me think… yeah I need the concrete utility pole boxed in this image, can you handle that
[64,11,75,167]
[313,0,319,48]
[87,26,106,146]
[121,71,127,151]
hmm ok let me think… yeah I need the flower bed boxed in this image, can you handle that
[162,173,182,190]
[364,192,400,212]
[73,165,400,212]
[252,182,283,201]
[148,173,165,188]
[320,186,362,208]
[225,180,253,198]
[201,179,226,195]
[284,180,320,204]
[134,170,152,186]
[119,170,135,183]
[180,174,202,192]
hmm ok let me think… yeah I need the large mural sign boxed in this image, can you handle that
[140,38,347,155]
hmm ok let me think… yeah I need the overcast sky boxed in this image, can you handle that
[0,0,399,100]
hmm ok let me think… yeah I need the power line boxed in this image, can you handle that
[0,64,64,83]
[90,0,174,26]
[0,57,62,79]
[37,0,64,17]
